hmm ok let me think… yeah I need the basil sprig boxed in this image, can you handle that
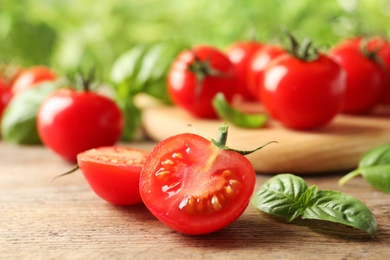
[252,174,377,237]
[339,144,390,193]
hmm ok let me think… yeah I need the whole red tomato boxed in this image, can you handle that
[12,66,57,96]
[261,52,346,130]
[247,45,285,101]
[226,41,263,100]
[167,45,237,118]
[139,124,258,235]
[0,78,12,118]
[37,88,124,162]
[77,146,150,206]
[333,36,390,105]
[330,43,388,114]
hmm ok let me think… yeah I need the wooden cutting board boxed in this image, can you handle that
[141,104,390,175]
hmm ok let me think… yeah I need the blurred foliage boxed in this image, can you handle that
[1,0,390,80]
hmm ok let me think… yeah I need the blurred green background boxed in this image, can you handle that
[1,0,389,80]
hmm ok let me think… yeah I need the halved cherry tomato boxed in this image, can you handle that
[139,126,257,235]
[226,41,263,100]
[11,66,57,96]
[77,146,150,205]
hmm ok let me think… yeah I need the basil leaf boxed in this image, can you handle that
[109,42,186,141]
[252,173,377,237]
[1,81,61,144]
[212,92,267,128]
[304,190,377,237]
[339,144,390,192]
[251,174,308,221]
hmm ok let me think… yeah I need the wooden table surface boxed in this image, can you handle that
[1,141,389,260]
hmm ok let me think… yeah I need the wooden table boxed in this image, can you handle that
[1,141,389,259]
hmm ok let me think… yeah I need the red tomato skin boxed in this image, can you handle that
[77,146,149,205]
[333,36,390,105]
[11,66,57,96]
[37,89,124,162]
[261,53,346,129]
[139,133,256,235]
[330,47,388,114]
[226,41,263,100]
[0,78,12,118]
[247,45,285,101]
[167,45,237,118]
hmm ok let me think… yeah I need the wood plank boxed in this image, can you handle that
[141,105,390,174]
[0,142,389,259]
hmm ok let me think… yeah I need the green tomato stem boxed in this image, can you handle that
[338,169,361,186]
[211,123,277,155]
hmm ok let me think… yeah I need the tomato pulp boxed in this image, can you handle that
[139,131,256,235]
[78,146,149,205]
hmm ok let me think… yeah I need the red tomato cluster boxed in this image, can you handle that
[167,36,390,130]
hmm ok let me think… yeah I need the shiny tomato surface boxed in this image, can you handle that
[167,45,237,118]
[37,88,124,161]
[261,53,346,129]
[139,132,256,235]
[331,45,388,114]
[247,45,285,101]
[78,146,149,205]
[226,41,263,100]
[11,66,57,95]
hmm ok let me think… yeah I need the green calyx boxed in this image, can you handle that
[283,29,319,62]
[210,123,277,155]
[188,53,227,101]
[359,38,388,71]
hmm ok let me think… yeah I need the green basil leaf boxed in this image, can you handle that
[359,143,390,167]
[253,173,377,237]
[360,165,390,192]
[339,144,390,192]
[212,92,267,128]
[251,173,308,221]
[1,81,62,144]
[303,190,377,238]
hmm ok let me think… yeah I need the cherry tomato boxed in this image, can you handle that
[330,43,388,114]
[139,127,256,235]
[12,66,57,96]
[261,53,346,129]
[77,146,150,205]
[37,88,124,162]
[0,78,12,118]
[332,36,390,105]
[167,45,237,118]
[226,41,263,101]
[247,45,285,101]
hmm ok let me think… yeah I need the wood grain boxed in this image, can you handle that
[1,142,390,259]
[141,105,390,174]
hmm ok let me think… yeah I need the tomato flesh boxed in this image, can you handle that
[77,146,149,205]
[139,133,256,235]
